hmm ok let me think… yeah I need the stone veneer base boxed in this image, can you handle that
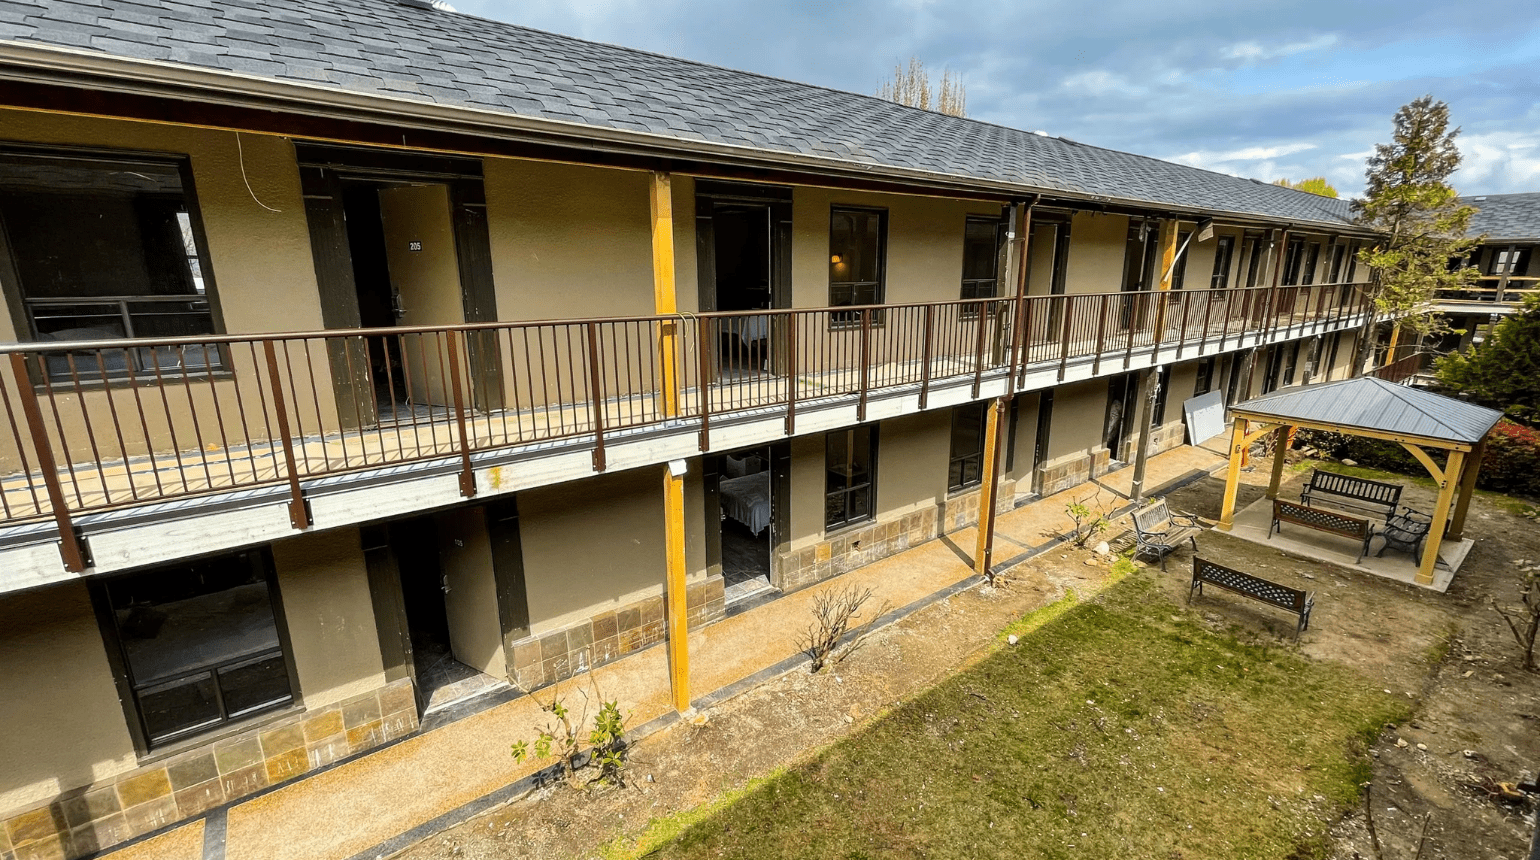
[508,574,725,691]
[1038,449,1112,497]
[774,506,939,594]
[1,678,417,860]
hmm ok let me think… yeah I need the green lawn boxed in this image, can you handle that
[623,576,1404,860]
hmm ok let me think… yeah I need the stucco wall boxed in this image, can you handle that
[1045,380,1108,462]
[1063,213,1127,295]
[1007,391,1041,485]
[517,466,668,635]
[875,410,950,520]
[0,583,136,813]
[269,529,387,708]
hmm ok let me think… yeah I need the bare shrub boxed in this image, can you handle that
[1491,559,1540,671]
[800,585,888,673]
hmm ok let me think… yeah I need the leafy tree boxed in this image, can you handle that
[1435,294,1540,425]
[1272,176,1340,198]
[1351,96,1481,354]
[876,57,966,117]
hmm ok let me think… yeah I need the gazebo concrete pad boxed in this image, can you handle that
[1221,496,1469,593]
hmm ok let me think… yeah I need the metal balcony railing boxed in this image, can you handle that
[0,281,1371,569]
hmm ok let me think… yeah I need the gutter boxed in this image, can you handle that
[0,40,1378,236]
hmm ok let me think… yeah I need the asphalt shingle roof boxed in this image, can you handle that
[1233,377,1504,445]
[0,0,1363,228]
[1461,193,1540,241]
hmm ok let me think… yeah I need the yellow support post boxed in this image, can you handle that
[1267,425,1290,500]
[1218,417,1248,531]
[662,463,690,712]
[1448,439,1485,542]
[974,396,1006,577]
[650,171,680,418]
[1418,449,1464,587]
[1157,220,1180,291]
[651,171,690,713]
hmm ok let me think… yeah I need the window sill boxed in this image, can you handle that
[133,702,303,765]
[822,516,876,540]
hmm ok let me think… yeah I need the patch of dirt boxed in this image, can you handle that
[396,456,1539,860]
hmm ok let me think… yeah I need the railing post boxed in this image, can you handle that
[1057,295,1073,381]
[858,308,871,423]
[697,315,712,450]
[1093,294,1109,376]
[444,329,477,498]
[259,341,312,530]
[1016,296,1034,390]
[972,299,988,399]
[919,304,934,410]
[586,322,607,472]
[784,313,797,436]
[8,353,88,571]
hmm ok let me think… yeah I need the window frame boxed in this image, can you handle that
[825,424,879,531]
[0,143,227,385]
[947,402,988,493]
[828,205,888,325]
[90,548,300,755]
[1209,235,1235,290]
[959,214,1007,305]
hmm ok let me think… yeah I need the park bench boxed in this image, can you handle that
[1189,556,1315,640]
[1377,507,1432,565]
[1271,499,1375,563]
[1299,469,1402,522]
[1131,499,1201,571]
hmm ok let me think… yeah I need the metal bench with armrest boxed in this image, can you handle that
[1131,499,1201,571]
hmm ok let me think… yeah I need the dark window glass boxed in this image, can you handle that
[1194,357,1216,395]
[1243,238,1264,288]
[1282,340,1300,385]
[1328,244,1347,283]
[1153,365,1171,425]
[0,150,222,381]
[825,425,876,529]
[1281,238,1306,286]
[1209,236,1234,290]
[101,550,292,747]
[829,207,886,320]
[1301,243,1320,286]
[948,402,987,491]
[1492,247,1532,276]
[960,216,1004,300]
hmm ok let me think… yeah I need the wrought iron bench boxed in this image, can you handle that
[1300,469,1402,522]
[1131,499,1201,571]
[1377,506,1432,565]
[1271,499,1375,563]
[1189,556,1315,640]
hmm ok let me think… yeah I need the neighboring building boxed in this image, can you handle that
[0,1,1378,855]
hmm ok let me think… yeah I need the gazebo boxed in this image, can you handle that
[1216,377,1505,588]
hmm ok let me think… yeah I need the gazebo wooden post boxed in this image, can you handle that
[1417,448,1465,587]
[1267,425,1291,500]
[1218,417,1249,531]
[1448,439,1486,542]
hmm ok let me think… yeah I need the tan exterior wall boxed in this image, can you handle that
[1025,223,1058,296]
[790,187,999,308]
[1045,380,1107,461]
[1007,391,1041,485]
[270,530,387,709]
[875,411,950,521]
[1063,213,1127,295]
[517,466,667,635]
[0,583,136,813]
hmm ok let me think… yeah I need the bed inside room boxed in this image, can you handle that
[718,446,774,604]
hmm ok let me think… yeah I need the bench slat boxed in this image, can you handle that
[1190,556,1314,639]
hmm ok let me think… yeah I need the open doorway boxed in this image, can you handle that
[706,442,790,607]
[1104,373,1138,464]
[387,515,508,715]
[696,181,791,382]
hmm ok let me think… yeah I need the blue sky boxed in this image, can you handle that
[452,0,1540,198]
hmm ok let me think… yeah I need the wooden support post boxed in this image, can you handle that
[650,172,680,418]
[662,462,691,713]
[1128,367,1161,504]
[974,396,1007,578]
[1418,448,1464,587]
[1218,417,1248,531]
[1448,439,1485,541]
[1267,425,1290,500]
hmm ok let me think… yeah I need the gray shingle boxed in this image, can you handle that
[1461,193,1540,241]
[1234,377,1504,445]
[0,0,1363,226]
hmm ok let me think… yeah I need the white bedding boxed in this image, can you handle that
[720,471,771,535]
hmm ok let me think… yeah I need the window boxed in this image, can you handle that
[1194,356,1217,395]
[1328,244,1347,283]
[96,550,294,749]
[829,207,886,320]
[1491,246,1532,276]
[1281,238,1307,286]
[825,425,876,529]
[1153,365,1171,425]
[1209,236,1235,290]
[1282,341,1300,386]
[1170,231,1192,289]
[948,402,988,491]
[960,216,1005,301]
[1300,243,1321,286]
[0,148,222,381]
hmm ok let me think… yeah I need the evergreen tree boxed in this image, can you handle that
[1272,177,1339,198]
[1352,96,1481,347]
[1435,294,1540,426]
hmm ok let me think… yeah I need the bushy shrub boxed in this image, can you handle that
[1292,428,1431,474]
[1295,421,1540,500]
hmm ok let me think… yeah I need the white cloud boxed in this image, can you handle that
[1170,142,1317,168]
[1060,69,1140,97]
[1453,131,1540,194]
[1222,33,1339,63]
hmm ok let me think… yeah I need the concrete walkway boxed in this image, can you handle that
[102,445,1226,860]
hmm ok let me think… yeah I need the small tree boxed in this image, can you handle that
[1272,177,1340,198]
[1351,96,1481,369]
[1435,294,1540,425]
[1491,560,1540,672]
[875,57,966,117]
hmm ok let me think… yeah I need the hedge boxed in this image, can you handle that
[1294,419,1540,499]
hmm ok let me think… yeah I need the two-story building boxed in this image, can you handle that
[0,1,1380,856]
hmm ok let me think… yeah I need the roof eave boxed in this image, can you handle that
[0,40,1376,234]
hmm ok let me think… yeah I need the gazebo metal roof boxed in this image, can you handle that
[1231,377,1504,449]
